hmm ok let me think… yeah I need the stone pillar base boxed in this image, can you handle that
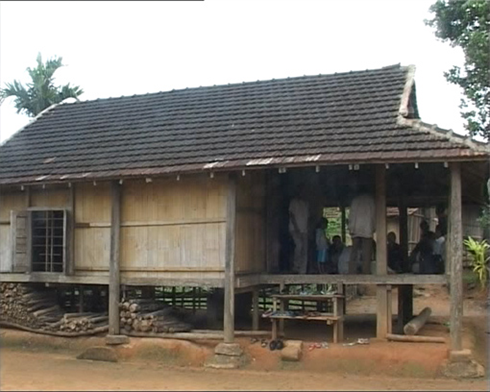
[205,342,245,369]
[442,350,485,379]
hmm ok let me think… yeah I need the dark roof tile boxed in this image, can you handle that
[0,64,487,184]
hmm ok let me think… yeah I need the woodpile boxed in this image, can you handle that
[0,283,108,335]
[0,283,62,329]
[1,283,193,337]
[45,313,109,333]
[119,298,192,334]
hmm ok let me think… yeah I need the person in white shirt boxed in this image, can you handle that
[433,224,446,273]
[289,188,309,274]
[348,188,376,274]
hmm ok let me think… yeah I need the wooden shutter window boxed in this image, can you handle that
[10,210,30,273]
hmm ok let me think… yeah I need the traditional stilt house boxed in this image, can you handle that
[0,64,488,354]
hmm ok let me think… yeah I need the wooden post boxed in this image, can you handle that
[66,184,75,276]
[399,198,409,272]
[25,186,31,208]
[252,287,259,331]
[449,162,463,351]
[108,181,121,336]
[279,282,285,336]
[387,285,392,334]
[397,196,413,332]
[375,165,389,338]
[78,286,84,313]
[341,205,347,244]
[376,165,387,275]
[224,174,237,344]
[335,282,345,343]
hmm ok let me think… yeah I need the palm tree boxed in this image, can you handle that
[0,53,84,117]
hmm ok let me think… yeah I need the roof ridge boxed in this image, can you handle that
[0,103,59,146]
[63,64,406,107]
[397,116,489,152]
[398,64,416,117]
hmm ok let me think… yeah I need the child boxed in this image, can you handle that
[315,218,330,274]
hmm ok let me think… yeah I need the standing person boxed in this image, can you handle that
[433,225,446,274]
[387,231,402,273]
[315,218,330,274]
[436,204,448,237]
[348,187,376,274]
[329,235,344,274]
[289,187,309,274]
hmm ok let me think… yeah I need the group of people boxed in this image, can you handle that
[288,186,447,275]
[289,186,377,275]
[408,220,446,274]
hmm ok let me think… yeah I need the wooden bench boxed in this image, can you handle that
[262,290,345,343]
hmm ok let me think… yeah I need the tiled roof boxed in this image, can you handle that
[0,64,487,185]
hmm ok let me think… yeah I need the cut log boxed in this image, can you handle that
[64,312,97,319]
[387,333,445,343]
[87,315,108,324]
[33,305,60,317]
[0,321,108,337]
[403,307,432,336]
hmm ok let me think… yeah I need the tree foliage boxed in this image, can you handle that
[0,53,83,117]
[425,0,490,138]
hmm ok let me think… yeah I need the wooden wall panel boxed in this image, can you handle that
[30,188,69,208]
[121,175,227,223]
[235,172,267,274]
[121,223,225,272]
[74,228,110,271]
[119,175,227,273]
[75,182,111,223]
[73,183,112,272]
[0,192,25,221]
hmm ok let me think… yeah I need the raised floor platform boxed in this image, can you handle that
[236,273,449,288]
[0,272,448,288]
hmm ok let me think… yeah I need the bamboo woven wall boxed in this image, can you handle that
[74,182,111,275]
[119,175,227,280]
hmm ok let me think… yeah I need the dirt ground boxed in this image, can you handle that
[1,284,488,391]
[1,349,489,391]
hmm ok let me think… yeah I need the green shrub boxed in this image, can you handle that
[463,236,490,290]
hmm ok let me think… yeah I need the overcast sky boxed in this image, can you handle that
[0,0,467,143]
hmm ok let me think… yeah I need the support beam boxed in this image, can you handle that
[399,198,409,272]
[397,285,413,332]
[25,186,31,208]
[341,205,347,244]
[449,163,463,351]
[66,184,75,276]
[376,165,387,275]
[224,174,237,343]
[397,196,413,332]
[252,287,259,331]
[375,165,389,338]
[108,181,121,336]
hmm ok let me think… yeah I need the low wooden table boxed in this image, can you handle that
[262,291,345,343]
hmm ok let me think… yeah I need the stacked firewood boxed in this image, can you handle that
[0,283,62,329]
[0,283,108,335]
[119,299,192,334]
[44,313,109,333]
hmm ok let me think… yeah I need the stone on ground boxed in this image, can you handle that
[77,346,118,363]
[281,340,303,362]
